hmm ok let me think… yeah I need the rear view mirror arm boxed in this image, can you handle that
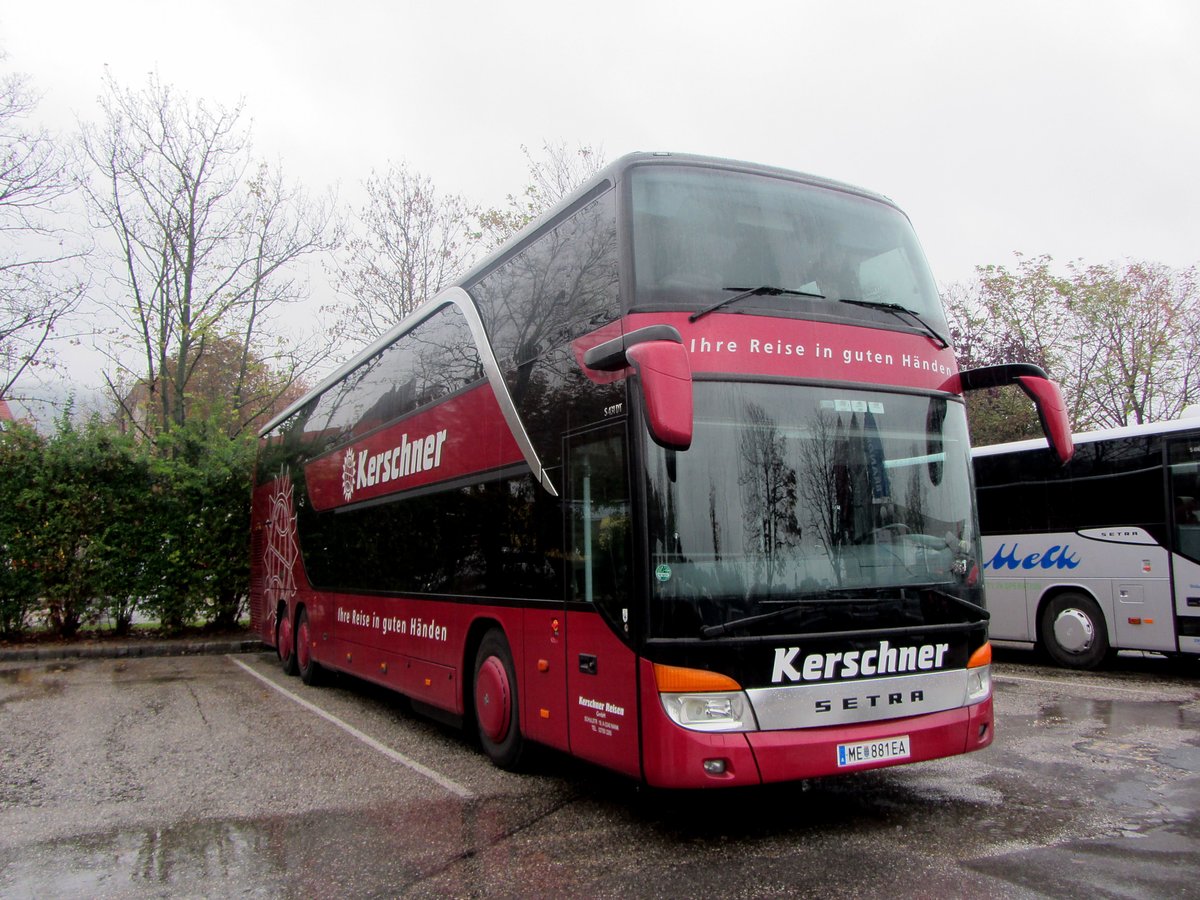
[583,325,694,451]
[958,363,1074,463]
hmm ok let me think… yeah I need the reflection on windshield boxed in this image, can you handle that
[646,383,980,638]
[631,166,946,329]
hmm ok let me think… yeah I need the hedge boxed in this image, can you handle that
[0,416,254,639]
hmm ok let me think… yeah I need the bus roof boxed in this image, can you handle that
[262,153,905,437]
[455,151,901,288]
[972,413,1200,458]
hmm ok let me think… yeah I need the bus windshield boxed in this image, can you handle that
[630,166,945,329]
[644,382,980,639]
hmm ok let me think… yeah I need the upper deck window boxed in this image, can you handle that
[299,302,484,456]
[629,166,945,330]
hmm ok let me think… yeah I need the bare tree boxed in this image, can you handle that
[477,141,606,251]
[331,142,606,351]
[1068,260,1200,427]
[79,71,339,439]
[737,403,800,587]
[797,408,844,565]
[332,163,475,344]
[0,59,86,405]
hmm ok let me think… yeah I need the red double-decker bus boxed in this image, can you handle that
[251,153,1071,787]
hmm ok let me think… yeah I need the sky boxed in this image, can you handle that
[2,0,1199,416]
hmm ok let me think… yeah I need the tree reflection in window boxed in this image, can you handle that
[737,403,800,590]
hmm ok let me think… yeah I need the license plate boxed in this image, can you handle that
[837,735,911,768]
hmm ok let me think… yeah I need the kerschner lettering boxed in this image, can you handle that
[355,429,448,490]
[771,641,950,683]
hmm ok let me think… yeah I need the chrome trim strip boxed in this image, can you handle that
[442,287,558,497]
[746,670,971,730]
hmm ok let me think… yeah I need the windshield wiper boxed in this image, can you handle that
[699,597,850,639]
[698,586,988,639]
[838,298,950,349]
[690,285,825,323]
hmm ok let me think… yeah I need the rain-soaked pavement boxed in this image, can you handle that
[1,649,1197,898]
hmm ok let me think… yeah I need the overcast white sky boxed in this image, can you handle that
[3,1,1199,413]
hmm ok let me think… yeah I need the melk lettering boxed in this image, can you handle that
[985,542,1080,571]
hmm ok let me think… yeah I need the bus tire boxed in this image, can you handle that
[278,609,299,677]
[472,629,524,770]
[1040,592,1110,670]
[296,607,323,686]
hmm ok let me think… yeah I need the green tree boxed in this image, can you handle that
[0,423,43,636]
[0,414,256,639]
[151,423,254,631]
[90,434,161,635]
[946,254,1200,443]
[18,415,121,637]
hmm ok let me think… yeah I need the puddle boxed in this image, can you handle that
[0,662,76,683]
[0,820,291,898]
[0,796,573,899]
[0,665,70,709]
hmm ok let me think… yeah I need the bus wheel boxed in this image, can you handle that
[473,630,524,769]
[296,608,323,686]
[1040,593,1110,669]
[277,610,298,677]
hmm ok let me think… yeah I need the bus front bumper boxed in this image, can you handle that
[640,697,994,788]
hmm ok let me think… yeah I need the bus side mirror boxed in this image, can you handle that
[626,341,693,451]
[958,363,1074,464]
[583,325,694,451]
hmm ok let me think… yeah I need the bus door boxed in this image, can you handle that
[564,423,641,777]
[1168,435,1200,654]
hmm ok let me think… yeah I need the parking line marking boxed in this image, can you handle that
[995,673,1194,699]
[229,656,474,800]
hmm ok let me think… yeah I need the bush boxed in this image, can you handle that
[0,416,255,639]
[140,423,254,633]
[0,425,44,638]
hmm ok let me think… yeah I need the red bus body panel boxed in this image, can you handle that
[521,607,569,751]
[565,611,642,779]
[575,312,960,394]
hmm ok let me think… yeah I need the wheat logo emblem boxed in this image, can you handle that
[342,448,356,502]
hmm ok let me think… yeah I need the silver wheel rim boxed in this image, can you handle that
[1053,608,1095,654]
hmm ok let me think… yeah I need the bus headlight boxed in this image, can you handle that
[966,665,991,704]
[660,691,757,732]
[965,642,992,704]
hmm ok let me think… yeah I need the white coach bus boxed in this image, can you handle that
[973,411,1200,669]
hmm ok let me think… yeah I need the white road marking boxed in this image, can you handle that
[229,655,474,800]
[995,672,1195,699]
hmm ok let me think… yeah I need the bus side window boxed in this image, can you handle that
[1170,458,1200,562]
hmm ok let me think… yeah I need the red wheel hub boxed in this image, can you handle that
[297,616,311,670]
[475,656,511,743]
[278,614,293,661]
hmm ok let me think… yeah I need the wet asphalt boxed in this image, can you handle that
[0,647,1197,898]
